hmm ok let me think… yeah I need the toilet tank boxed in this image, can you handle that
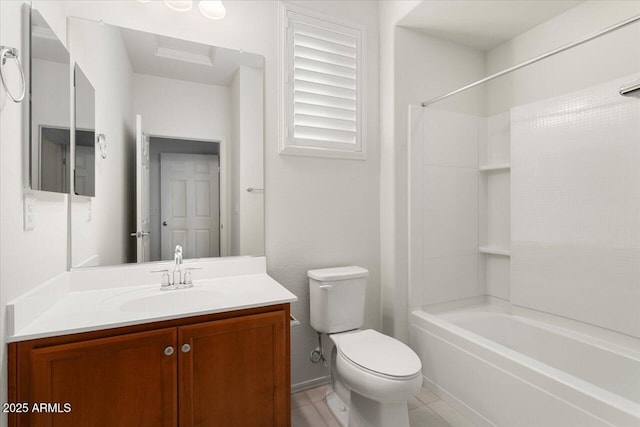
[309,266,369,334]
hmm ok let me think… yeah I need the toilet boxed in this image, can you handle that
[309,266,422,427]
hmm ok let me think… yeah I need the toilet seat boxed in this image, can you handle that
[336,329,421,379]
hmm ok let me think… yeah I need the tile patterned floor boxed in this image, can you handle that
[291,384,476,427]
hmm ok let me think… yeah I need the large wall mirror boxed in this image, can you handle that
[29,8,71,194]
[68,18,265,268]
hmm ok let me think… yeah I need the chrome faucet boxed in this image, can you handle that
[152,245,200,290]
[173,245,183,286]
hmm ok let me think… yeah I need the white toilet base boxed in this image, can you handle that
[326,387,411,427]
[326,389,349,427]
[348,392,410,427]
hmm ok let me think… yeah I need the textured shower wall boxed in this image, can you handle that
[408,107,480,310]
[511,74,640,338]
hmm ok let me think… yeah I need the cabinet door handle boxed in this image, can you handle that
[164,346,174,356]
[181,343,191,353]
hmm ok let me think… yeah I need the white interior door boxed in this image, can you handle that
[160,153,220,260]
[135,114,151,263]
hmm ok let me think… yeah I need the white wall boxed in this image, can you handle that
[272,0,381,388]
[69,17,135,267]
[229,66,264,256]
[0,2,69,425]
[0,0,382,392]
[378,0,422,342]
[486,1,640,115]
[386,24,486,341]
[230,68,241,255]
[133,73,230,142]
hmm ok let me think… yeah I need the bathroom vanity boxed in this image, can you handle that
[6,258,296,427]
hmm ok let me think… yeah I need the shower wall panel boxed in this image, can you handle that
[511,74,640,338]
[409,107,480,309]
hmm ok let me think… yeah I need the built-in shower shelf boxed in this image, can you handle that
[479,163,511,171]
[479,246,511,256]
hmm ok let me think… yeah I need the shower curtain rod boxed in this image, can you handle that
[421,13,640,107]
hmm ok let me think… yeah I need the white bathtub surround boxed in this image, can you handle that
[511,73,640,339]
[409,106,513,309]
[478,111,511,301]
[6,256,297,341]
[408,106,480,309]
[408,74,640,426]
[410,297,640,427]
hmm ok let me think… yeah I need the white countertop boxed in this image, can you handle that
[7,264,297,342]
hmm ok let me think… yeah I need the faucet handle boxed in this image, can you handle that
[151,269,171,288]
[183,267,201,285]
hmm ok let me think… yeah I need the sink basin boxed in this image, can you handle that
[119,289,219,313]
[99,287,219,314]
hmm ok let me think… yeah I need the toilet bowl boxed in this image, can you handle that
[308,266,423,427]
[329,329,422,427]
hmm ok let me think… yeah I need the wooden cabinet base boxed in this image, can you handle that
[8,304,291,427]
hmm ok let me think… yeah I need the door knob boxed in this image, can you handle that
[181,343,191,353]
[162,221,168,226]
[164,346,174,356]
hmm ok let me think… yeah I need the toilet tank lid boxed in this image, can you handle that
[308,266,369,281]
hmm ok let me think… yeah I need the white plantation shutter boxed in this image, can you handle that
[281,8,365,159]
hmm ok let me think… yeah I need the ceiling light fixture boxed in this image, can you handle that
[199,0,226,20]
[143,1,226,20]
[164,0,193,12]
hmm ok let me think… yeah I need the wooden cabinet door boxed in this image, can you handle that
[178,310,289,427]
[28,328,177,427]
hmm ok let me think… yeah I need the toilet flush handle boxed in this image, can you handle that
[319,284,333,290]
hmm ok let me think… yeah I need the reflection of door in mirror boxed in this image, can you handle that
[160,153,220,261]
[148,138,222,262]
[30,9,70,193]
[39,128,70,193]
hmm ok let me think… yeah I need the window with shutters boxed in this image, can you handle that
[279,4,365,160]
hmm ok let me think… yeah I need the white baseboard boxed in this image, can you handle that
[291,376,330,393]
[74,254,100,268]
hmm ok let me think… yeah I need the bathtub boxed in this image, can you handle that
[409,297,640,427]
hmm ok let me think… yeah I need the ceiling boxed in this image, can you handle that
[119,27,264,86]
[398,0,584,51]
